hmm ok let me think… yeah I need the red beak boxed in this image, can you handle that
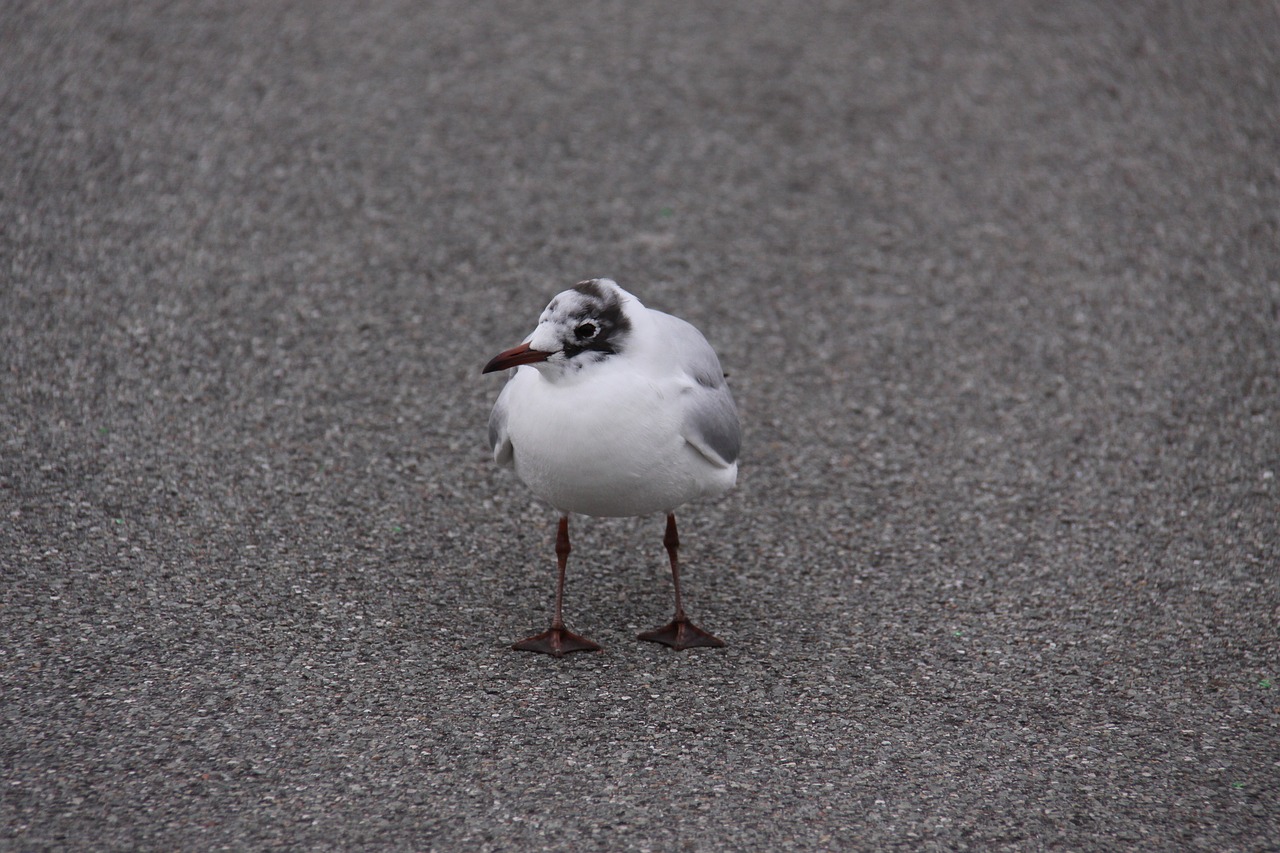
[482,341,552,374]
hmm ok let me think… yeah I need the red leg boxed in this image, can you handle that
[513,515,601,657]
[638,513,725,650]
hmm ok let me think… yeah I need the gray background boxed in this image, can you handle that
[3,1,1277,849]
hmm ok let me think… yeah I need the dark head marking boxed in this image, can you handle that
[560,279,632,362]
[573,279,607,301]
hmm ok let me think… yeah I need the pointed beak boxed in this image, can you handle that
[482,341,552,374]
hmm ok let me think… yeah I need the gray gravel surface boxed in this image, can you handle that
[3,2,1278,850]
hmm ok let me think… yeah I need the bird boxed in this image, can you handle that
[482,278,740,657]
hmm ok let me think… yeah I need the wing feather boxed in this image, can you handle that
[650,312,741,468]
[488,379,515,466]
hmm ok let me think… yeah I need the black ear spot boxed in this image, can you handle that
[574,322,598,340]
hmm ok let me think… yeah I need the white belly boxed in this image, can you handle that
[502,368,736,517]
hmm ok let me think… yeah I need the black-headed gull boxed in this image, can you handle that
[482,278,740,656]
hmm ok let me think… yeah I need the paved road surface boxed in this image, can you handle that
[3,2,1277,849]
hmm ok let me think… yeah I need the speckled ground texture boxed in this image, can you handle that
[3,2,1278,850]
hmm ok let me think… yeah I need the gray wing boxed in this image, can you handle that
[684,377,740,468]
[654,312,741,468]
[488,378,516,467]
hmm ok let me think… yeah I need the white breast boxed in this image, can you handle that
[499,363,737,517]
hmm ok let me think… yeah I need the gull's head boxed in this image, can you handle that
[483,279,635,378]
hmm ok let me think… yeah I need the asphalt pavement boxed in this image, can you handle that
[2,2,1277,850]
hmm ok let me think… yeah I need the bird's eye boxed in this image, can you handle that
[574,322,597,340]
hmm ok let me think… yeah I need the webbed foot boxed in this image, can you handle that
[638,616,724,650]
[512,626,602,657]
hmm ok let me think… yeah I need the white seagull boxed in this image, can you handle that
[483,278,740,656]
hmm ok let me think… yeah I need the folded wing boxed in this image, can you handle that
[488,379,515,466]
[652,312,741,469]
